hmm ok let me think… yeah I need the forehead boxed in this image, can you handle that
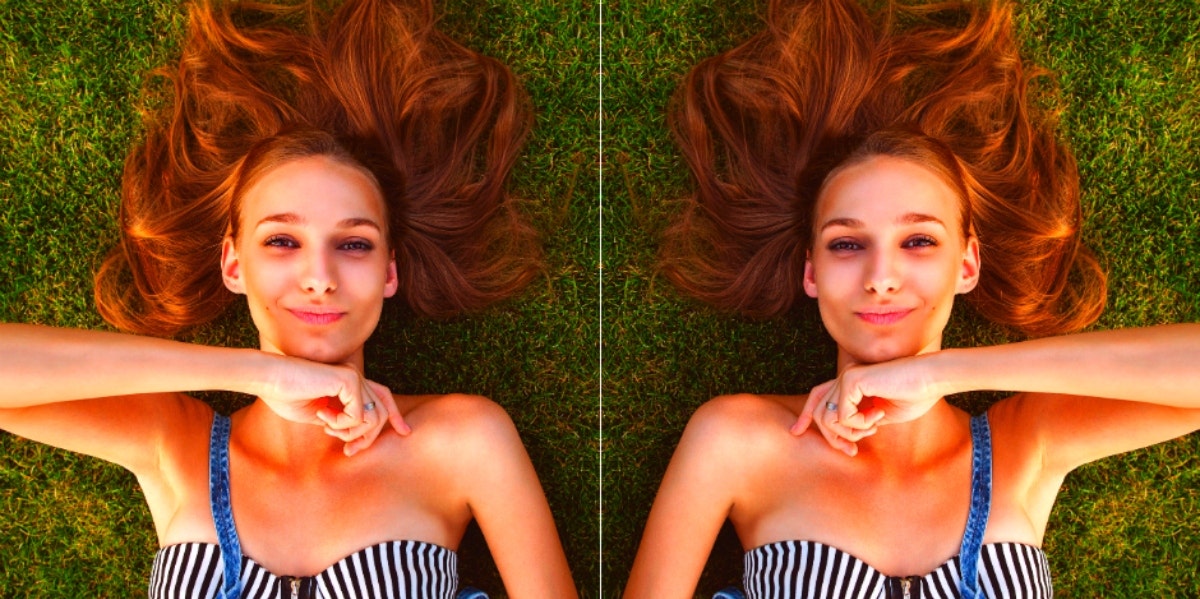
[815,155,962,229]
[239,155,386,226]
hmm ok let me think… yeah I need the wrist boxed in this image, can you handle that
[925,347,971,397]
[228,348,283,397]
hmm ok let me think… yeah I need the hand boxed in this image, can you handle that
[259,356,411,455]
[791,379,882,456]
[791,354,945,455]
[325,381,411,456]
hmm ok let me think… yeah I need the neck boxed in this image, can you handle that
[853,400,968,471]
[235,400,348,471]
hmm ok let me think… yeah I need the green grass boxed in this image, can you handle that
[601,0,1199,597]
[2,0,1199,598]
[0,0,597,596]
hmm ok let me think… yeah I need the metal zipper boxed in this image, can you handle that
[900,576,912,599]
[290,578,301,599]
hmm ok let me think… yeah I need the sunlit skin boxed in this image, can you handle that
[623,154,1200,599]
[0,154,578,597]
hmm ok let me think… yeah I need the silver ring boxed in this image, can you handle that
[825,401,837,412]
[363,402,377,413]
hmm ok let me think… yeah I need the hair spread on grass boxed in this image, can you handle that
[662,0,1106,337]
[95,0,538,336]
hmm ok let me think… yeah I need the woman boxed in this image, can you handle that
[625,0,1199,597]
[0,1,576,597]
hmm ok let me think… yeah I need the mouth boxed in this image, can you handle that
[287,309,347,325]
[854,309,914,326]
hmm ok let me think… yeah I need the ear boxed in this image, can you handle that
[956,235,981,294]
[220,236,246,295]
[803,250,819,298]
[383,251,399,298]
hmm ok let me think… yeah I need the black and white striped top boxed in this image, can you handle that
[743,540,1052,599]
[148,539,457,599]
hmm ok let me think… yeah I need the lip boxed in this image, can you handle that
[287,308,347,325]
[854,308,914,325]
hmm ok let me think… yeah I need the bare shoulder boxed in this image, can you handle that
[691,393,803,431]
[679,393,807,466]
[696,393,796,427]
[400,393,516,438]
[377,393,523,468]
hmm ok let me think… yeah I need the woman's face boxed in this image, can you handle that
[804,154,980,366]
[221,155,398,366]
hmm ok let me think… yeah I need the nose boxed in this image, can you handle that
[864,247,901,294]
[301,249,337,294]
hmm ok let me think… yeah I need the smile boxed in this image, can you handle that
[287,309,347,325]
[855,309,914,325]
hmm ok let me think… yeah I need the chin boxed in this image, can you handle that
[278,338,360,365]
[844,336,924,365]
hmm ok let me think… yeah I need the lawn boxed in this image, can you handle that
[2,0,1198,598]
[1,0,598,596]
[601,0,1199,597]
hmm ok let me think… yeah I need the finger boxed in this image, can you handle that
[320,407,365,432]
[815,405,858,456]
[861,406,887,427]
[334,410,385,455]
[324,411,377,442]
[830,421,877,441]
[837,382,864,425]
[336,383,362,424]
[345,387,387,455]
[795,380,835,435]
[838,410,880,432]
[315,405,340,428]
[790,412,813,436]
[823,408,875,442]
[324,424,364,442]
[368,381,410,436]
[343,417,384,457]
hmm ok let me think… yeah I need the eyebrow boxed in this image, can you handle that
[819,212,948,232]
[255,213,382,232]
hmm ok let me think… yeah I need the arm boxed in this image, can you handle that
[1,323,287,408]
[0,323,402,471]
[624,398,749,599]
[934,324,1200,406]
[804,324,1200,468]
[449,396,577,599]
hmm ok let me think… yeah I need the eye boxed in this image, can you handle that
[902,234,938,249]
[827,238,863,252]
[339,239,375,252]
[263,235,298,249]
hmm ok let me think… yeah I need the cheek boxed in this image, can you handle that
[238,258,296,315]
[812,258,859,298]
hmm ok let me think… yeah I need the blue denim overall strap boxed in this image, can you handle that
[209,413,244,599]
[957,413,993,599]
[712,587,747,599]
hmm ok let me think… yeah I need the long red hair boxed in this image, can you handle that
[663,0,1106,336]
[96,0,538,336]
